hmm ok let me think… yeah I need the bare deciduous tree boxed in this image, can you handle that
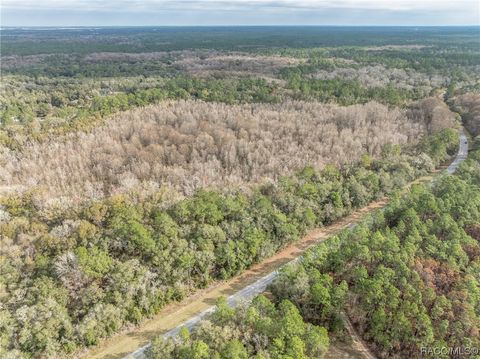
[0,99,454,206]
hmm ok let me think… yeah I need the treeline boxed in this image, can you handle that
[88,77,278,121]
[280,54,479,107]
[146,143,480,359]
[2,26,478,56]
[284,76,421,106]
[0,76,278,149]
[1,54,175,78]
[93,76,278,113]
[322,46,480,79]
[312,66,451,95]
[0,129,458,358]
[2,52,299,79]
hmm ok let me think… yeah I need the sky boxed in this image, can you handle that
[2,0,479,27]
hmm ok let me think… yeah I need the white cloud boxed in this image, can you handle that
[3,0,477,12]
[3,0,477,25]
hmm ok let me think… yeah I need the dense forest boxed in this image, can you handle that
[0,98,455,203]
[145,144,480,359]
[0,26,479,359]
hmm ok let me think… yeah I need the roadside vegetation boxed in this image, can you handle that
[147,296,330,359]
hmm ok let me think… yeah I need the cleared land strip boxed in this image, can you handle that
[82,130,468,359]
[341,313,377,359]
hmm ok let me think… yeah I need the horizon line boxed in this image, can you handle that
[2,24,479,28]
